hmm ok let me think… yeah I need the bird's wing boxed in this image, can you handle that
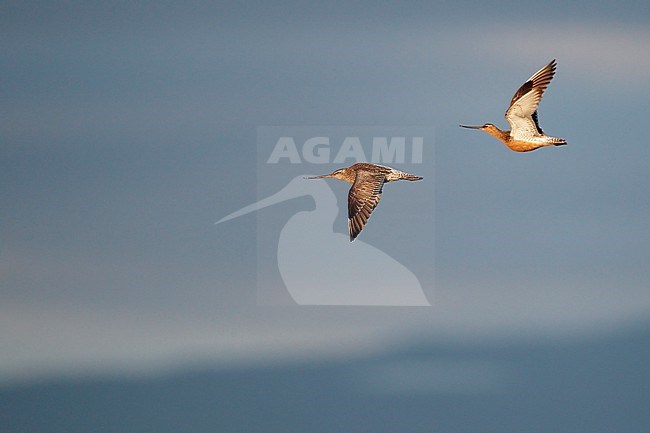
[347,172,385,241]
[505,59,556,140]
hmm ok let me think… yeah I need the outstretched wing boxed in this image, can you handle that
[347,172,385,241]
[505,59,557,140]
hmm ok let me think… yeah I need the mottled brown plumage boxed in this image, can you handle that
[460,59,566,152]
[306,163,422,241]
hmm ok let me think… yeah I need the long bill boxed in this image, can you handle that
[459,124,483,129]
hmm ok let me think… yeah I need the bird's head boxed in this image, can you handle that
[305,167,353,183]
[460,123,494,130]
[459,123,501,136]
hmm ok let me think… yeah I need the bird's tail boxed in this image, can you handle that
[399,172,423,181]
[385,168,423,182]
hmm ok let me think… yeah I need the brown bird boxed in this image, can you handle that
[460,59,566,152]
[306,163,422,241]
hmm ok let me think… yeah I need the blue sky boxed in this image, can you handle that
[1,0,649,398]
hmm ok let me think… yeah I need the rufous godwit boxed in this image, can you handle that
[460,59,566,152]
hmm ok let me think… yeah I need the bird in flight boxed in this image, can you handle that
[460,59,566,152]
[306,163,422,241]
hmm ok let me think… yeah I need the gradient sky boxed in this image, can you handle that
[1,0,649,386]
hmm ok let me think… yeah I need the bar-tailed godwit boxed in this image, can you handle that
[306,163,422,241]
[460,59,566,152]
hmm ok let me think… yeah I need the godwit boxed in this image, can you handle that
[306,162,423,241]
[460,59,566,152]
